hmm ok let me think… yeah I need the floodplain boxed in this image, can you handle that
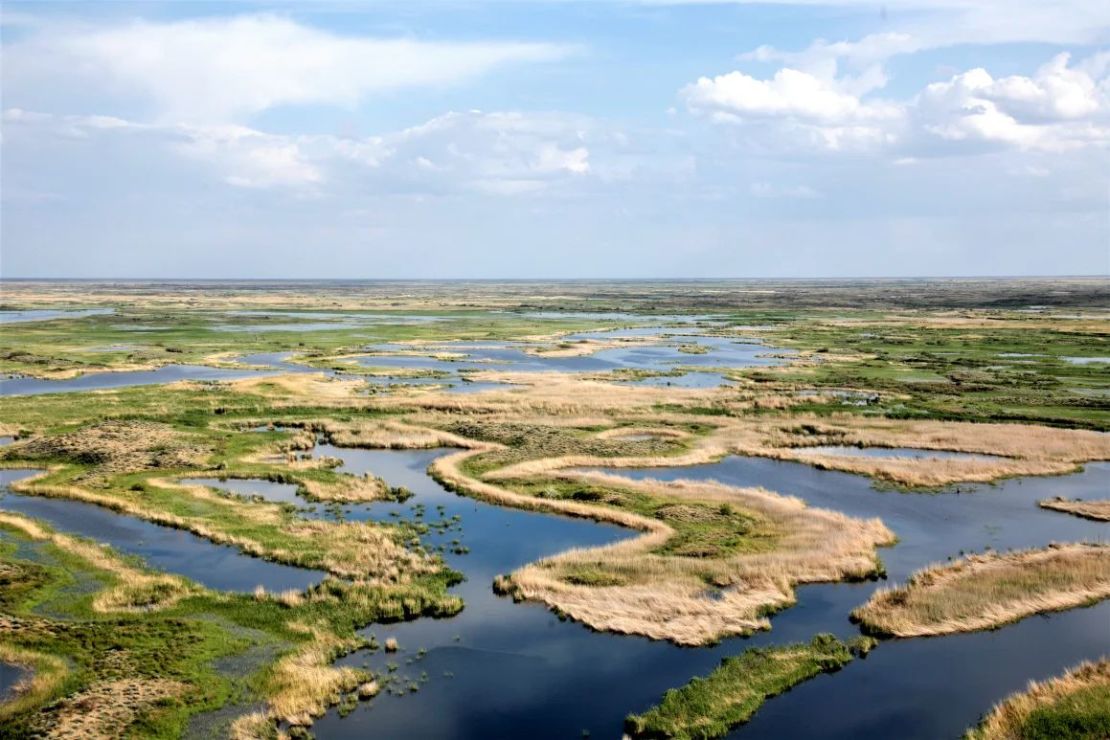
[0,278,1107,739]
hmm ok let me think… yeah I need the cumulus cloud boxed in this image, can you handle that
[3,14,573,123]
[912,53,1110,153]
[683,48,1110,156]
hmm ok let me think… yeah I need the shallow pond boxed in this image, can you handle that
[0,364,275,397]
[0,470,324,592]
[0,661,29,700]
[792,445,1004,461]
[304,450,1109,739]
[1062,356,1110,365]
[0,308,114,324]
[0,352,352,397]
[354,332,787,392]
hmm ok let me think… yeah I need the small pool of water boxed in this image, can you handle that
[354,332,789,392]
[0,661,29,699]
[0,470,324,592]
[623,371,730,389]
[792,446,1004,462]
[0,308,114,324]
[0,364,276,397]
[1062,356,1110,365]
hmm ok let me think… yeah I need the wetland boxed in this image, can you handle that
[0,278,1107,739]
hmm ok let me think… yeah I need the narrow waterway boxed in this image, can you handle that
[1,446,1105,738]
[0,470,325,592]
[307,450,1109,739]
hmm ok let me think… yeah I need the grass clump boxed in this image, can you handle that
[853,543,1110,637]
[965,659,1110,740]
[1038,498,1110,522]
[624,633,871,739]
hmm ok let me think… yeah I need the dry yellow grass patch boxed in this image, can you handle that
[965,659,1110,740]
[524,336,662,358]
[39,677,186,739]
[298,475,388,503]
[594,426,691,441]
[0,643,68,722]
[435,448,892,645]
[234,623,365,730]
[282,519,437,583]
[320,418,479,449]
[6,420,211,473]
[736,415,1110,486]
[1039,498,1110,522]
[436,403,1108,488]
[0,511,196,613]
[223,373,368,404]
[513,472,892,645]
[379,372,719,416]
[853,543,1110,637]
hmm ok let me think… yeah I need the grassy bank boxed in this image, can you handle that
[852,544,1110,637]
[625,633,875,739]
[1039,498,1110,522]
[965,659,1110,740]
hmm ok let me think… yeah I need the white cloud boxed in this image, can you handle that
[683,49,1110,156]
[3,14,573,123]
[2,108,603,195]
[683,68,892,123]
[913,54,1110,153]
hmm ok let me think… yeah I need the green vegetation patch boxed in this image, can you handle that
[625,633,874,740]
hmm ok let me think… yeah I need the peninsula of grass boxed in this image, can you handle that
[624,633,875,740]
[852,543,1110,637]
[965,659,1110,740]
[1039,497,1110,522]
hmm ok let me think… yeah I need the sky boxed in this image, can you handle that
[1,1,1109,279]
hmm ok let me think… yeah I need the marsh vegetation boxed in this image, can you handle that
[0,279,1107,738]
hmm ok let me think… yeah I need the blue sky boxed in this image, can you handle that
[2,1,1108,278]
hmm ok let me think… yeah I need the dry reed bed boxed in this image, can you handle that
[480,411,1110,488]
[853,543,1110,637]
[433,445,892,645]
[510,471,893,645]
[1038,498,1110,522]
[232,623,366,732]
[964,659,1110,740]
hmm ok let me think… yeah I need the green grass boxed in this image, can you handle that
[505,476,780,562]
[0,521,461,738]
[625,634,875,739]
[1020,683,1110,740]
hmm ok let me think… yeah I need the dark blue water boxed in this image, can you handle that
[597,457,1109,583]
[307,452,1109,740]
[0,470,324,592]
